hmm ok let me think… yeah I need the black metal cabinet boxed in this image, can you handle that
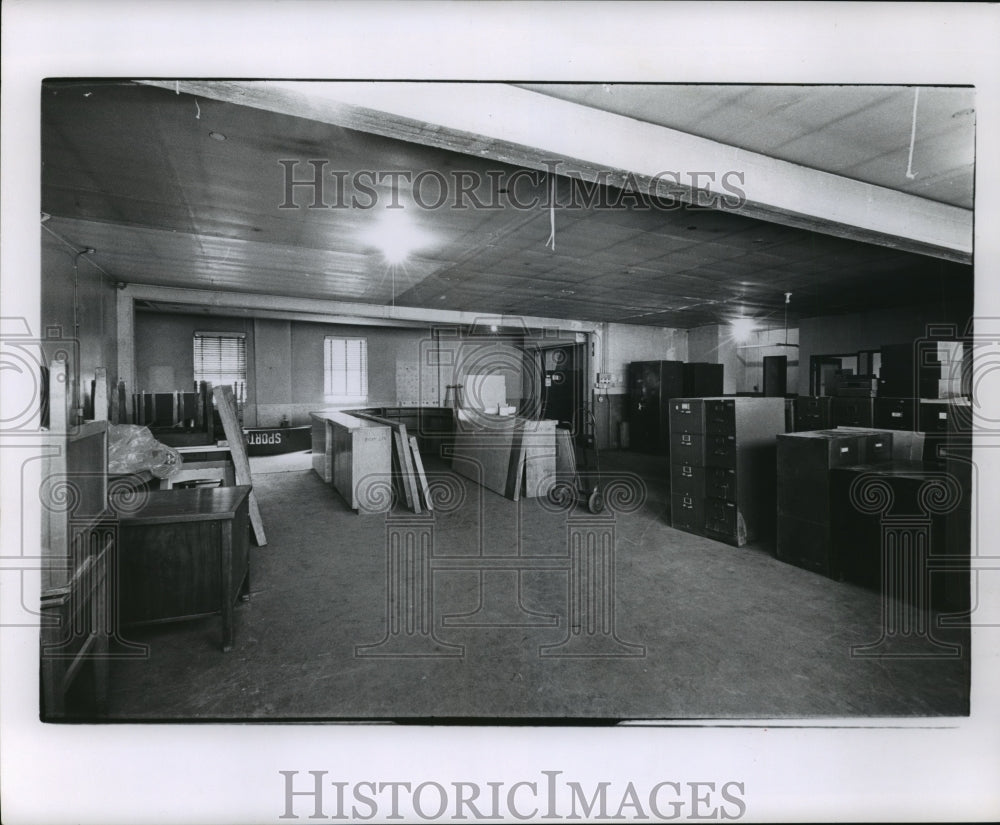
[919,399,967,433]
[627,360,684,454]
[830,461,968,611]
[682,362,723,397]
[668,397,784,545]
[879,342,942,399]
[793,396,832,432]
[831,397,875,428]
[874,397,916,430]
[776,429,892,578]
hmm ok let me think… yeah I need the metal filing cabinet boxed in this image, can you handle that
[943,404,973,612]
[830,461,967,610]
[831,396,875,427]
[668,397,784,545]
[793,396,832,432]
[874,397,916,430]
[682,362,724,397]
[776,429,891,578]
[777,428,896,578]
[879,342,942,399]
[919,398,967,433]
[627,360,685,454]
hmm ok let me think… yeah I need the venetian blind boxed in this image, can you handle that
[324,337,368,400]
[193,332,247,392]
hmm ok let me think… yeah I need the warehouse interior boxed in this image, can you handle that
[38,80,976,721]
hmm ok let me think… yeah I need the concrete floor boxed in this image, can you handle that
[96,451,969,721]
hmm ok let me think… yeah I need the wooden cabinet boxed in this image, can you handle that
[331,414,393,512]
[115,485,251,651]
[310,411,393,512]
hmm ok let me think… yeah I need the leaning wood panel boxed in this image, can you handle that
[522,420,557,498]
[450,416,557,500]
[213,385,267,545]
[409,435,433,511]
[450,426,517,499]
[388,428,411,508]
[392,428,418,512]
[92,367,108,421]
[352,410,421,513]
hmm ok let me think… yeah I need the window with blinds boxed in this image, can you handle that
[324,337,368,402]
[193,332,247,402]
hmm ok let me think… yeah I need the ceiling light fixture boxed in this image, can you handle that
[361,209,434,264]
[735,292,800,350]
[209,131,227,141]
[729,316,756,343]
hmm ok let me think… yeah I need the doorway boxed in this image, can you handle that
[540,343,587,430]
[810,354,858,396]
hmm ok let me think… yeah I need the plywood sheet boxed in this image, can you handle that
[214,385,267,545]
[463,374,506,411]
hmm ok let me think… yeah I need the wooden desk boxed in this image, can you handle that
[114,486,251,651]
[162,445,235,489]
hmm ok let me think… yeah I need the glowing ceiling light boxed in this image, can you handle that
[729,317,757,342]
[360,209,434,264]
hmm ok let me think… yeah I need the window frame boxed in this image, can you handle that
[323,336,369,404]
[193,331,247,403]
